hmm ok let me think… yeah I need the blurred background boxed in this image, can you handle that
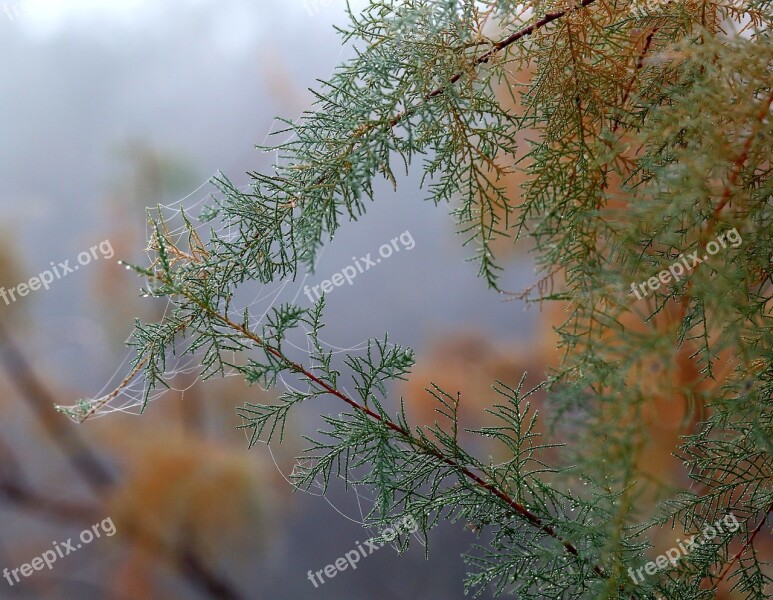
[3,2,758,599]
[0,1,539,598]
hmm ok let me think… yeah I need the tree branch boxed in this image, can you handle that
[161,283,616,584]
[0,320,115,492]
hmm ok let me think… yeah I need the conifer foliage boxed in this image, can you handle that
[63,1,772,598]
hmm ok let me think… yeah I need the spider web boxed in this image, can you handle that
[58,29,428,540]
[57,171,422,543]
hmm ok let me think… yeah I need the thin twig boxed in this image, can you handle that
[0,319,246,600]
[678,88,773,320]
[709,501,773,589]
[0,319,114,491]
[179,287,615,584]
[389,0,599,127]
[0,435,100,523]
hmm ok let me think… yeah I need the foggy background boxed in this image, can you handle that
[0,1,541,598]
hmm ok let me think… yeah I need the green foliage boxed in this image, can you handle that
[66,1,773,598]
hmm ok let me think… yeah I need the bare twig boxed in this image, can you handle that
[0,320,114,492]
[0,319,246,600]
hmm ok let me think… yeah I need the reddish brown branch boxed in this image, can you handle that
[191,300,614,582]
[616,26,660,132]
[709,501,773,590]
[678,88,773,320]
[389,0,598,127]
[712,88,773,219]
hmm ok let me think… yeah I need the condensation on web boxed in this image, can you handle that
[58,174,362,417]
[55,173,417,540]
